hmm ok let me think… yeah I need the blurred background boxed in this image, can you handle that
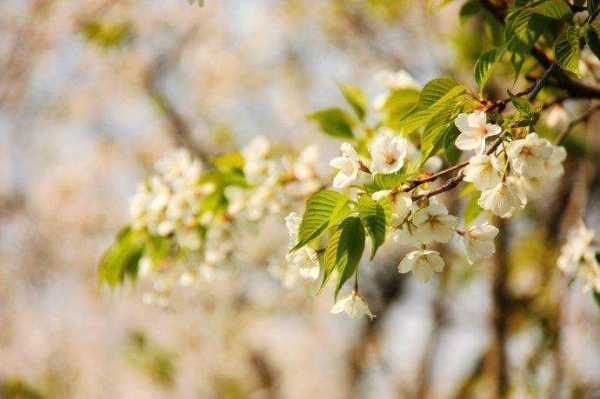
[1,0,600,398]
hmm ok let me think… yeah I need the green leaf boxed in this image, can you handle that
[373,169,407,190]
[81,19,133,48]
[591,0,600,17]
[321,217,365,300]
[443,124,462,164]
[554,26,581,77]
[308,108,354,138]
[504,8,548,79]
[532,0,573,20]
[474,48,504,94]
[593,289,600,309]
[292,190,351,251]
[419,101,462,164]
[380,88,420,130]
[399,79,466,135]
[212,152,244,171]
[510,93,534,114]
[358,194,392,259]
[464,191,483,226]
[145,235,172,263]
[99,227,145,287]
[339,83,367,121]
[585,21,600,60]
[459,0,482,24]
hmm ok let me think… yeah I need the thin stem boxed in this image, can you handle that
[528,62,556,101]
[554,104,600,145]
[412,133,506,200]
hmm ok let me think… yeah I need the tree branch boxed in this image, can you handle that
[480,0,600,100]
[142,26,210,163]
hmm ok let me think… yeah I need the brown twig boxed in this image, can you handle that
[142,26,210,163]
[480,0,600,100]
[411,133,506,200]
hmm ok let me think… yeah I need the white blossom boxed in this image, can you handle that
[423,156,443,173]
[398,249,445,283]
[507,133,554,177]
[544,145,567,179]
[392,224,421,246]
[285,212,302,245]
[129,150,206,250]
[463,154,502,191]
[286,248,320,280]
[369,132,408,174]
[285,212,321,280]
[292,145,319,181]
[331,292,374,319]
[375,69,420,90]
[454,111,502,153]
[558,221,596,274]
[412,203,457,244]
[330,143,361,188]
[246,184,283,221]
[371,190,392,201]
[545,105,570,131]
[391,192,413,227]
[478,177,527,218]
[460,223,499,264]
[558,221,600,292]
[243,136,278,184]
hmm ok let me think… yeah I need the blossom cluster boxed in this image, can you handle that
[457,111,566,218]
[291,83,568,318]
[125,137,323,307]
[558,221,600,292]
[130,149,209,251]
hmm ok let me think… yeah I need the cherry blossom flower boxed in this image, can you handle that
[544,145,567,179]
[558,221,596,274]
[454,111,502,153]
[545,105,570,131]
[507,133,554,177]
[460,223,499,264]
[330,143,360,188]
[369,132,408,174]
[558,221,600,292]
[392,224,421,247]
[463,154,502,191]
[398,249,445,283]
[478,177,527,218]
[285,212,321,279]
[412,203,457,244]
[391,192,413,227]
[375,69,420,90]
[331,292,374,319]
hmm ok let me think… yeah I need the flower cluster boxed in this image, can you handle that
[456,112,566,218]
[227,136,321,221]
[297,99,567,318]
[118,136,325,307]
[130,149,209,251]
[558,221,600,292]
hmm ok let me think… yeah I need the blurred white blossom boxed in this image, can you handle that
[460,223,499,264]
[330,143,361,188]
[479,177,527,218]
[331,292,374,319]
[398,249,445,283]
